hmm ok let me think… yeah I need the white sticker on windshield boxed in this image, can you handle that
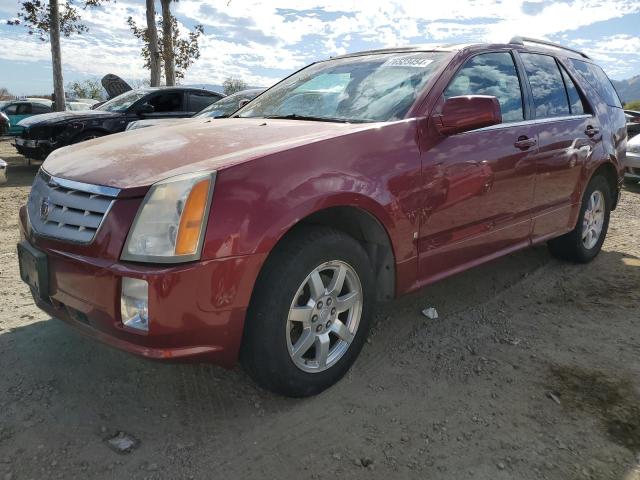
[381,54,434,68]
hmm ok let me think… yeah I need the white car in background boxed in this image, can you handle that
[0,159,7,184]
[625,133,640,185]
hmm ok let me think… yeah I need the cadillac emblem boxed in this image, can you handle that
[40,197,51,221]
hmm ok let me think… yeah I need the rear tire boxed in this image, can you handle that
[241,227,374,397]
[547,175,611,263]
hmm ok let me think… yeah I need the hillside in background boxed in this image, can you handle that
[612,75,640,104]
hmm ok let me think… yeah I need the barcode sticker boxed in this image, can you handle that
[381,54,435,68]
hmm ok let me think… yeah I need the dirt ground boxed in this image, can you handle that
[1,136,639,480]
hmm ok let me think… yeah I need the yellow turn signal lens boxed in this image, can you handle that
[175,178,210,255]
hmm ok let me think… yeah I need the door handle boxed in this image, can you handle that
[514,136,537,150]
[585,126,600,137]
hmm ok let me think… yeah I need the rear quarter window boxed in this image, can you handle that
[569,59,622,109]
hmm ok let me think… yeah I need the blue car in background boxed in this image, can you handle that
[0,99,53,135]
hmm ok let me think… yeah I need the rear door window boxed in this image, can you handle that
[569,59,622,108]
[147,92,185,112]
[444,52,524,123]
[520,53,570,119]
[188,92,218,112]
[32,103,51,114]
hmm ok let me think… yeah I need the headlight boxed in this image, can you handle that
[121,171,215,263]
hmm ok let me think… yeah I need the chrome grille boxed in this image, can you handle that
[27,170,119,243]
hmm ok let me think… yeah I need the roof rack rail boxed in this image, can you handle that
[509,36,590,59]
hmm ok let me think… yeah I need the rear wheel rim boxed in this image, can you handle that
[286,260,363,373]
[582,190,605,250]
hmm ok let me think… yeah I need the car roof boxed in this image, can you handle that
[329,39,591,62]
[135,86,222,94]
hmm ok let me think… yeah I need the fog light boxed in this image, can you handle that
[121,277,149,332]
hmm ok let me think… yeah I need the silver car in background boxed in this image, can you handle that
[625,133,640,185]
[126,88,264,131]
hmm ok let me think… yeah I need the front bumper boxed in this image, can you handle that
[13,138,53,160]
[625,151,640,180]
[19,230,265,367]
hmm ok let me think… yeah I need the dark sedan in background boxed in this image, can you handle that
[14,87,223,160]
[126,88,264,131]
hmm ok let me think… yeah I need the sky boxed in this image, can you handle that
[0,0,639,95]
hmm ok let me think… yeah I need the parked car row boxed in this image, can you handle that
[0,98,99,136]
[13,87,224,160]
[126,88,264,131]
[16,38,629,397]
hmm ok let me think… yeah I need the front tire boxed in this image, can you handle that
[241,227,374,397]
[547,175,611,263]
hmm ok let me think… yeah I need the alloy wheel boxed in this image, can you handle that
[286,260,363,373]
[582,190,605,249]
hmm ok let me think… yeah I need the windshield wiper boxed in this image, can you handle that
[264,114,353,123]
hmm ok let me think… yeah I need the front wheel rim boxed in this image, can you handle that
[286,260,363,373]
[582,190,605,250]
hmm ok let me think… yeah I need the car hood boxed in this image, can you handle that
[43,118,378,194]
[18,110,120,127]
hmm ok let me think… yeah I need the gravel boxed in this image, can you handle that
[1,137,640,479]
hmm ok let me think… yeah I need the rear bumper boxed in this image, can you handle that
[19,232,265,367]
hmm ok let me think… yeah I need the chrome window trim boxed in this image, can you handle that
[40,168,121,198]
[469,114,593,133]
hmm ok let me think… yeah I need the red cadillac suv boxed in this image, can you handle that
[18,37,626,397]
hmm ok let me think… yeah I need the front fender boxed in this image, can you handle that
[201,121,423,267]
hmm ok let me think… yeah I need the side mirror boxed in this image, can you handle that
[136,103,155,115]
[435,95,502,135]
[238,98,250,108]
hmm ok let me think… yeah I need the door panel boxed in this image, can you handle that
[517,52,600,240]
[531,115,597,238]
[417,50,536,284]
[418,124,537,282]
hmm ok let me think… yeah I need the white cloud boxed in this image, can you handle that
[0,0,639,92]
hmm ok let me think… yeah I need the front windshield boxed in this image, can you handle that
[97,90,147,112]
[196,93,250,118]
[237,52,447,123]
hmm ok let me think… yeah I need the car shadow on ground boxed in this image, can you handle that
[624,181,640,194]
[1,247,636,413]
[1,247,639,477]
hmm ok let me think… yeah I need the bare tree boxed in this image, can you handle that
[223,77,248,95]
[160,0,175,86]
[0,87,12,100]
[49,0,64,111]
[146,0,161,87]
[66,79,104,99]
[8,0,108,112]
[128,5,203,83]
